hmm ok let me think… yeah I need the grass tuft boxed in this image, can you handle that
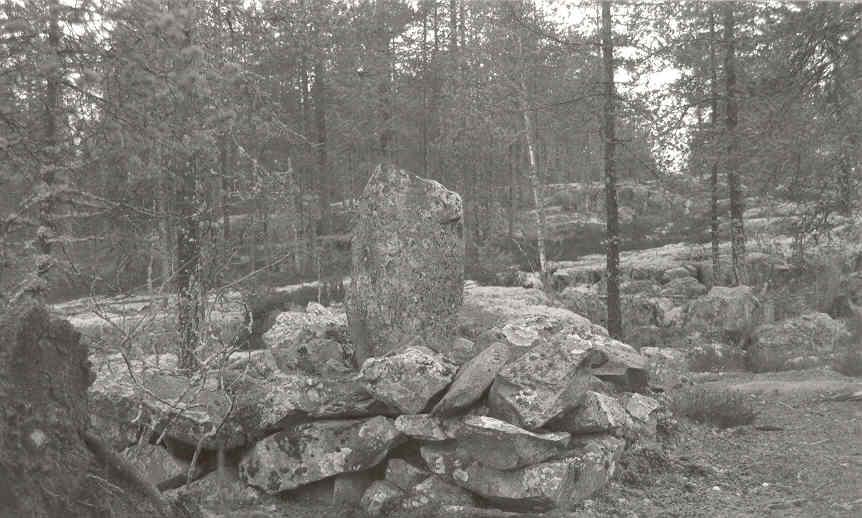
[671,386,757,428]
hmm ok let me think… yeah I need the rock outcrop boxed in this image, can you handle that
[346,164,464,362]
[749,312,851,372]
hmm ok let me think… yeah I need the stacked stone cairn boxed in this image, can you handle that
[86,165,660,517]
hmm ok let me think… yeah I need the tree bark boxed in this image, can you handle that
[175,20,202,373]
[723,2,746,286]
[314,59,329,235]
[601,1,622,339]
[375,0,392,160]
[708,9,721,282]
[517,34,547,280]
[37,0,61,291]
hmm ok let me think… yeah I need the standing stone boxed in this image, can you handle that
[347,164,464,363]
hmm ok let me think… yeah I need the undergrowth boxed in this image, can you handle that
[671,386,757,428]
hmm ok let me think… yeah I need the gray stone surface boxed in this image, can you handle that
[360,346,456,414]
[347,164,464,363]
[238,417,402,494]
[433,341,511,416]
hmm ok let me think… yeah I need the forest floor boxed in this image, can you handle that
[588,368,862,518]
[199,368,861,518]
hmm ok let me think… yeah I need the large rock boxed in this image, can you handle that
[347,164,464,363]
[749,312,851,372]
[559,286,606,325]
[450,457,588,512]
[0,300,171,518]
[90,353,389,452]
[684,285,760,343]
[166,466,271,513]
[549,391,629,434]
[569,329,648,391]
[487,333,607,430]
[58,293,248,360]
[361,346,456,414]
[456,416,571,470]
[89,353,269,450]
[238,417,402,494]
[433,341,511,416]
[458,286,601,352]
[263,304,351,375]
[660,276,708,302]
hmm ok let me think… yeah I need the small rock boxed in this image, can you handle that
[361,346,456,414]
[122,444,187,488]
[433,341,511,416]
[448,337,478,364]
[395,414,451,441]
[402,476,475,510]
[621,392,661,437]
[360,481,405,517]
[333,471,375,507]
[385,459,429,491]
[549,391,628,434]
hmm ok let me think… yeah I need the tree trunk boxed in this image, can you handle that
[723,2,746,286]
[518,35,547,280]
[37,0,61,292]
[601,1,622,339]
[375,0,392,160]
[175,22,202,373]
[708,9,721,282]
[314,59,329,235]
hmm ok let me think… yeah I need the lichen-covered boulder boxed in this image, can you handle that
[749,312,851,372]
[559,286,606,325]
[684,285,760,343]
[450,457,590,512]
[263,304,351,375]
[347,164,464,363]
[456,416,571,470]
[549,391,628,434]
[360,346,456,414]
[433,341,510,416]
[238,417,402,494]
[660,276,708,302]
[487,334,607,430]
[457,286,602,353]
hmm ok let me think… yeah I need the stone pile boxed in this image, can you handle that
[82,166,660,517]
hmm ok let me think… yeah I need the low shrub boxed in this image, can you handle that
[671,386,757,428]
[686,343,747,373]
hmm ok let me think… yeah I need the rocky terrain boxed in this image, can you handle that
[5,166,860,518]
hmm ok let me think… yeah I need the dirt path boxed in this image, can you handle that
[590,368,862,518]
